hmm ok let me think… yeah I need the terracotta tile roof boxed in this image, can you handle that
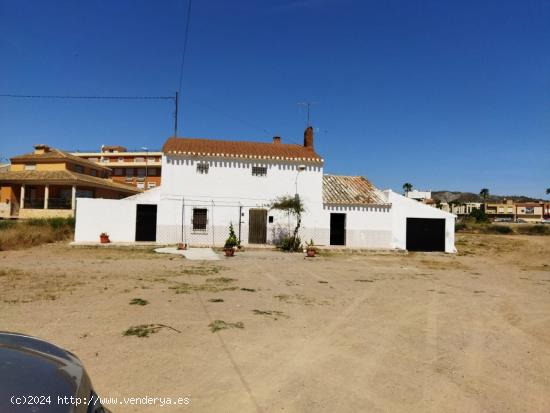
[0,170,140,193]
[11,148,111,171]
[162,137,323,162]
[323,175,388,205]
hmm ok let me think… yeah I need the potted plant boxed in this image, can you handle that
[224,223,239,257]
[305,239,316,257]
[177,243,187,250]
[100,232,110,244]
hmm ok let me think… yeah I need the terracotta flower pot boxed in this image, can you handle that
[306,248,316,257]
[100,235,110,244]
[224,248,235,257]
[177,243,187,250]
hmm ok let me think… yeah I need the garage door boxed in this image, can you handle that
[406,218,445,252]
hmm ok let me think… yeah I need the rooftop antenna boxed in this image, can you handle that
[297,101,317,127]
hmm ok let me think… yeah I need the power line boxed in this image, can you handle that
[0,94,174,100]
[175,0,194,136]
[178,0,193,95]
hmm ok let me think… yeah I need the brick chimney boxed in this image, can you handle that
[272,136,281,144]
[303,126,314,149]
[34,144,50,155]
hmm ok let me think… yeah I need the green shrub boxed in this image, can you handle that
[280,235,302,252]
[469,208,489,223]
[26,218,48,227]
[26,217,74,229]
[455,222,467,232]
[0,220,16,230]
[517,225,550,236]
[486,225,513,234]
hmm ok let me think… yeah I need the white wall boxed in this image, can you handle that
[386,190,456,253]
[74,198,138,242]
[157,155,325,245]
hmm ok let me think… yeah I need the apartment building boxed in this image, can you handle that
[440,202,482,216]
[484,199,516,221]
[0,145,139,219]
[515,202,544,223]
[72,145,162,190]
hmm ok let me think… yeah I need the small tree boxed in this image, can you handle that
[402,182,413,195]
[469,208,488,223]
[270,195,305,251]
[479,188,490,201]
[224,222,239,249]
[546,187,550,195]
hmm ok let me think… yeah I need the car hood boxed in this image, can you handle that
[0,332,92,413]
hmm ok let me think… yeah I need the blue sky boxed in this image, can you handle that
[1,0,549,197]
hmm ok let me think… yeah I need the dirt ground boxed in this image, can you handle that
[1,233,550,412]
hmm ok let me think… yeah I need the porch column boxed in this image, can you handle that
[44,185,49,209]
[71,185,76,210]
[20,185,25,209]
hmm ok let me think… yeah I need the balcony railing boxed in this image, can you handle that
[48,198,72,209]
[24,198,44,209]
[24,198,72,209]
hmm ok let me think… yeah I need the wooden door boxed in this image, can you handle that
[248,209,267,244]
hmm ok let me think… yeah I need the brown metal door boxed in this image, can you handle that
[248,209,267,244]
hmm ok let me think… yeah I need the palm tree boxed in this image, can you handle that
[402,182,413,195]
[479,188,490,201]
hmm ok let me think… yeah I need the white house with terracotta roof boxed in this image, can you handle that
[75,127,456,252]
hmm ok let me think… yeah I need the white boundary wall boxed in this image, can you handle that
[385,190,456,253]
[74,198,137,242]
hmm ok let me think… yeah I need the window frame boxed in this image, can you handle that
[192,208,208,232]
[196,163,209,174]
[251,166,268,177]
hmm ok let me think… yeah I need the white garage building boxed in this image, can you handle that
[75,128,456,252]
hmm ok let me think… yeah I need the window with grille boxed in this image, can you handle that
[192,208,208,231]
[196,163,209,174]
[252,166,267,176]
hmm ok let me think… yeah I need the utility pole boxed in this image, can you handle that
[142,147,148,189]
[297,101,316,127]
[174,91,179,137]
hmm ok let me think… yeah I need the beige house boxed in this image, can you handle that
[515,202,544,223]
[484,200,516,221]
[0,145,140,219]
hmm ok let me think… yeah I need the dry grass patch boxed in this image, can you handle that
[252,309,289,320]
[181,265,226,276]
[1,271,84,303]
[129,298,149,306]
[208,320,244,333]
[274,293,329,306]
[169,277,239,294]
[0,218,74,251]
[123,324,181,338]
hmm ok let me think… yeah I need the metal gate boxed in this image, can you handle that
[248,209,267,244]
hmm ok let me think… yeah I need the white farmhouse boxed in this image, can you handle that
[75,127,456,252]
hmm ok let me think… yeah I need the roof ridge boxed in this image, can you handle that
[169,136,305,147]
[163,136,323,162]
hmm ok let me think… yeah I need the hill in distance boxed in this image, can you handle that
[432,191,546,203]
